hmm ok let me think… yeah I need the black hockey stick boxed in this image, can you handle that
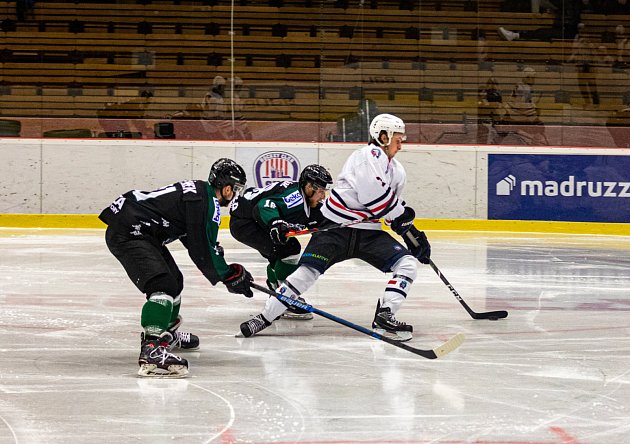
[286,218,381,238]
[250,282,465,359]
[428,259,508,320]
[404,231,508,320]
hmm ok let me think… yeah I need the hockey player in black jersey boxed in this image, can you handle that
[239,115,431,342]
[99,158,253,377]
[229,164,333,320]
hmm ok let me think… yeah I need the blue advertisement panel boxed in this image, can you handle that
[488,154,630,222]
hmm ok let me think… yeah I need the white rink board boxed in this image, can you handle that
[1,138,627,217]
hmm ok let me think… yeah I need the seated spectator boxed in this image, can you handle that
[477,77,504,143]
[568,23,600,106]
[503,67,541,124]
[202,75,226,120]
[502,67,548,144]
[499,0,583,41]
[479,77,503,105]
[613,25,628,70]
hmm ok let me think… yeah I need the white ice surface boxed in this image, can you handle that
[1,228,629,444]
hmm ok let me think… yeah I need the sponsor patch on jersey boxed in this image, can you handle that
[283,190,303,208]
[371,148,382,158]
[212,197,221,224]
[254,151,300,188]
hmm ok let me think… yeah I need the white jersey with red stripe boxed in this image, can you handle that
[321,143,407,230]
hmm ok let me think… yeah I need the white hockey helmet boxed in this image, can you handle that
[369,113,406,146]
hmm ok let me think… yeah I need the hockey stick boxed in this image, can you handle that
[286,218,381,238]
[428,259,508,320]
[405,231,507,321]
[250,282,465,359]
[404,231,508,320]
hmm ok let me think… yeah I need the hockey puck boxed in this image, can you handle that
[488,316,499,321]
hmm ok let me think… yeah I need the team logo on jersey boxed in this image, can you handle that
[283,190,303,209]
[371,148,381,158]
[254,151,300,188]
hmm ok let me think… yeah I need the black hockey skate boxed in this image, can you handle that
[372,301,413,342]
[138,333,189,378]
[239,314,272,338]
[167,316,200,351]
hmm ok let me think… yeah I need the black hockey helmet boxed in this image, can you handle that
[208,158,247,193]
[299,164,333,191]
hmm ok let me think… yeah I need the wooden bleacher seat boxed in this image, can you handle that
[1,2,628,127]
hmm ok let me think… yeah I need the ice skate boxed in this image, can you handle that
[169,330,200,351]
[280,296,314,320]
[372,301,413,342]
[268,280,313,320]
[167,316,200,351]
[138,333,189,378]
[238,314,272,338]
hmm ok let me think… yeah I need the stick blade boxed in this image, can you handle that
[475,310,509,320]
[433,333,465,358]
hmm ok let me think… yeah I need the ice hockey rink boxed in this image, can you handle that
[1,227,629,444]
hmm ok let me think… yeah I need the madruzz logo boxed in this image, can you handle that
[254,151,300,188]
[488,154,630,222]
[496,175,630,198]
[496,175,516,196]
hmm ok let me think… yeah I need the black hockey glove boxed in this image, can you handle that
[222,263,254,298]
[391,207,416,236]
[403,226,431,264]
[269,219,291,245]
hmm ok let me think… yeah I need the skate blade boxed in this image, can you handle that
[372,327,412,342]
[170,345,200,352]
[280,312,313,320]
[138,364,189,378]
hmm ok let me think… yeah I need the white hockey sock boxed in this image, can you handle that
[381,276,412,314]
[262,265,320,321]
[381,255,416,314]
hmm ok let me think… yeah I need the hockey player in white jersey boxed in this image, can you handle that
[239,114,431,341]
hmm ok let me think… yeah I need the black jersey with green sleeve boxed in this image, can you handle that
[99,180,231,284]
[229,180,320,229]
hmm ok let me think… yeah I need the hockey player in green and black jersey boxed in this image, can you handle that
[99,158,252,378]
[229,165,333,319]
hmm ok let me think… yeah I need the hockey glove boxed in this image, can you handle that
[391,207,416,236]
[403,226,431,264]
[223,263,254,298]
[269,219,290,245]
